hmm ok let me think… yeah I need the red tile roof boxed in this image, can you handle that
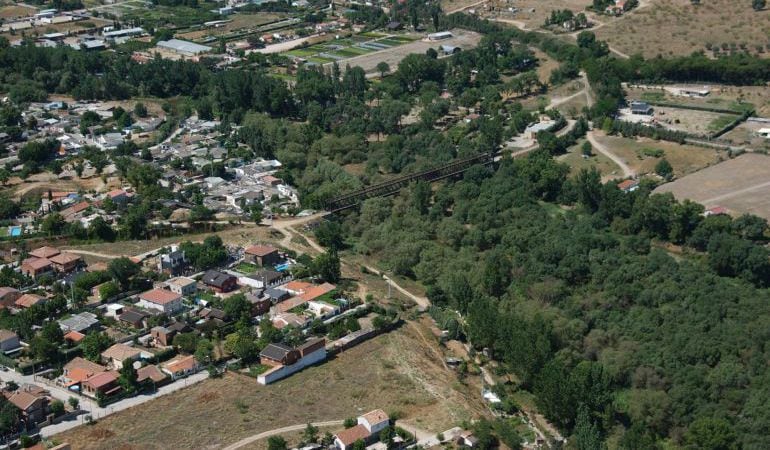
[23,258,52,270]
[14,294,45,308]
[63,330,85,343]
[29,246,60,259]
[335,425,370,446]
[299,283,336,302]
[49,252,82,265]
[139,288,181,305]
[83,371,119,389]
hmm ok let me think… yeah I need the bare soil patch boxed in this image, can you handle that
[596,0,770,58]
[655,153,770,220]
[56,324,488,449]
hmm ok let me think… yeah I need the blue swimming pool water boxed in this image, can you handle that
[275,263,290,272]
[9,227,21,237]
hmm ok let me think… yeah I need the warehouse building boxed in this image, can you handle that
[156,39,212,56]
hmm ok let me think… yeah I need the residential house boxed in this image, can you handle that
[358,409,389,435]
[137,288,183,314]
[158,250,187,276]
[0,330,20,353]
[61,357,106,389]
[21,257,54,279]
[49,252,83,273]
[118,309,148,328]
[0,288,21,308]
[161,355,200,380]
[150,326,176,347]
[165,277,197,296]
[260,343,299,367]
[58,312,99,333]
[7,390,49,424]
[281,281,313,295]
[334,410,390,450]
[334,425,371,450]
[243,245,280,266]
[239,270,289,290]
[14,293,46,309]
[617,179,639,193]
[265,287,290,303]
[307,300,340,319]
[274,283,336,314]
[136,364,169,386]
[246,293,271,316]
[271,312,308,330]
[81,371,121,398]
[29,246,60,259]
[101,343,150,370]
[63,330,85,344]
[202,270,238,293]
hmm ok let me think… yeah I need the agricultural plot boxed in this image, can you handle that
[326,29,483,75]
[284,33,418,65]
[655,153,770,220]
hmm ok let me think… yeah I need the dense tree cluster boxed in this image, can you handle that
[338,151,770,447]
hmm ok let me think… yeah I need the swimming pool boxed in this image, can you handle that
[275,263,290,272]
[8,226,21,237]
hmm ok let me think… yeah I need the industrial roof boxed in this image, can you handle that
[157,39,212,55]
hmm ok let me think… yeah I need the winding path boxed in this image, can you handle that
[221,421,344,450]
[586,131,635,179]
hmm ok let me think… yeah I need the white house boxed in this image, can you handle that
[165,277,197,296]
[136,288,183,314]
[358,409,389,435]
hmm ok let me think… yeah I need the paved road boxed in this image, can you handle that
[0,368,208,437]
[586,131,635,179]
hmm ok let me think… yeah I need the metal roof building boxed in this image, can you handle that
[156,39,212,56]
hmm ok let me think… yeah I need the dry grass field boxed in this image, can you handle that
[55,323,488,450]
[0,4,35,19]
[596,0,770,58]
[478,0,593,29]
[175,13,283,41]
[590,134,725,177]
[558,138,622,179]
[655,153,770,219]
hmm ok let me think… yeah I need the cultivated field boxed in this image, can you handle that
[590,134,725,177]
[596,0,770,58]
[56,323,488,449]
[326,29,482,75]
[626,84,759,114]
[286,32,418,66]
[655,153,770,220]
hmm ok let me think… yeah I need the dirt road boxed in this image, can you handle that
[221,420,344,450]
[586,131,635,179]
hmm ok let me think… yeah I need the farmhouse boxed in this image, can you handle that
[334,410,390,450]
[617,179,640,193]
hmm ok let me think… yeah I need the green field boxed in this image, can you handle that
[284,33,415,63]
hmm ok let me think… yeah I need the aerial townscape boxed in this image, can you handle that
[0,0,769,448]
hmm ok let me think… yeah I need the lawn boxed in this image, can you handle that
[55,323,489,449]
[707,114,738,132]
[234,262,259,274]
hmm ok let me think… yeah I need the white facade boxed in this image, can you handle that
[166,277,197,296]
[137,297,183,314]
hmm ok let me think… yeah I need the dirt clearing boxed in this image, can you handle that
[655,153,770,220]
[589,134,725,177]
[596,0,770,58]
[56,323,488,449]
